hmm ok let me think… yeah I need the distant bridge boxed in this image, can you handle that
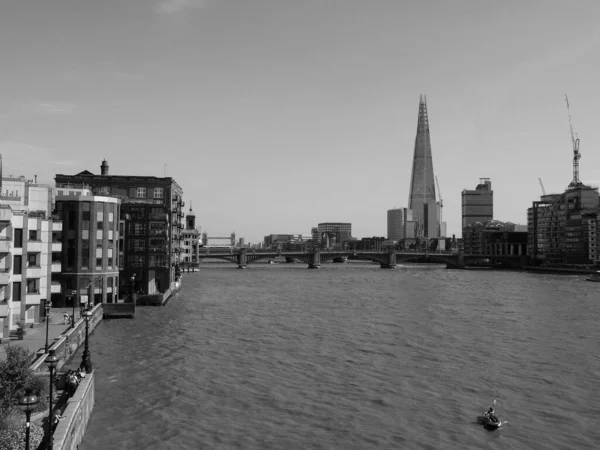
[194,249,526,269]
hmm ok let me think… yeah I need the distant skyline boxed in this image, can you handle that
[2,0,600,244]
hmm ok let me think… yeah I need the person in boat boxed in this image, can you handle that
[486,406,497,422]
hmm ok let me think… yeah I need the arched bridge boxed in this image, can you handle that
[196,249,469,269]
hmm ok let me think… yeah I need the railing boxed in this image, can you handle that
[27,289,40,294]
[150,246,168,253]
[150,230,166,236]
[149,213,168,221]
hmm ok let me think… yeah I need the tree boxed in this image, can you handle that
[0,345,36,410]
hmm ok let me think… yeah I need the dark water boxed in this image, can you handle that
[78,263,600,449]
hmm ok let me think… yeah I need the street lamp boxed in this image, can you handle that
[44,302,51,352]
[45,349,59,450]
[19,388,39,450]
[81,305,93,373]
[130,274,136,301]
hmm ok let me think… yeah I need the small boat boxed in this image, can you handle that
[477,412,502,430]
[585,271,600,282]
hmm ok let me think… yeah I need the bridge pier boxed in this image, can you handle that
[237,251,247,269]
[380,250,396,269]
[308,252,321,269]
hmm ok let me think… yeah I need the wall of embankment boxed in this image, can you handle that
[29,303,102,450]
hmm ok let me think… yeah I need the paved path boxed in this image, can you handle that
[0,308,82,361]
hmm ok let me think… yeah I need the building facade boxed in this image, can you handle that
[55,160,184,297]
[54,186,120,306]
[387,208,412,240]
[0,176,62,341]
[317,222,352,249]
[462,178,494,229]
[528,186,600,265]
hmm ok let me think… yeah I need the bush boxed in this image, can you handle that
[0,409,44,450]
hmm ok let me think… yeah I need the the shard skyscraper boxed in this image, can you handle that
[408,95,438,238]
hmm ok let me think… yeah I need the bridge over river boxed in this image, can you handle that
[195,249,526,269]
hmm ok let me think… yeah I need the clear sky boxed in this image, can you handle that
[2,0,600,244]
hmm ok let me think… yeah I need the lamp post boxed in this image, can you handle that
[130,274,136,301]
[45,349,59,450]
[44,302,51,352]
[19,388,39,450]
[71,293,76,330]
[81,305,93,373]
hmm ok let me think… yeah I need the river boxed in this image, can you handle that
[77,263,600,449]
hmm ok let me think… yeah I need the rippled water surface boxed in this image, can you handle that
[78,264,600,449]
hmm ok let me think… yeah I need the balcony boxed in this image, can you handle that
[26,291,41,305]
[52,261,62,273]
[149,213,168,221]
[0,239,10,253]
[0,207,12,222]
[52,241,62,252]
[51,282,62,294]
[150,230,167,236]
[0,270,10,285]
[26,265,42,278]
[27,241,43,252]
[149,246,168,253]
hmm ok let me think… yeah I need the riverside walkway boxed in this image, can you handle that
[0,308,82,361]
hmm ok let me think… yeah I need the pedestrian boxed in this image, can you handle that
[63,312,69,325]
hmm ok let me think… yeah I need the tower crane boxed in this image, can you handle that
[538,177,546,196]
[435,175,443,233]
[565,95,582,188]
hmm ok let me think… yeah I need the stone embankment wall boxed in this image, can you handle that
[30,304,103,372]
[53,371,95,450]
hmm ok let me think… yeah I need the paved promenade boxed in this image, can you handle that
[0,308,82,361]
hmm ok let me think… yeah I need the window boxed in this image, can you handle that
[109,212,114,222]
[108,257,113,267]
[129,239,145,252]
[82,221,90,230]
[82,247,90,263]
[82,229,89,240]
[27,253,37,267]
[130,223,147,236]
[136,187,146,198]
[29,230,38,241]
[83,202,90,211]
[97,211,104,222]
[82,210,90,221]
[129,255,145,267]
[96,230,103,240]
[154,187,164,199]
[12,282,21,300]
[27,279,39,294]
[14,229,23,248]
[96,258,102,268]
[13,255,22,275]
[97,221,104,230]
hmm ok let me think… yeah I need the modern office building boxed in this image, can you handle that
[0,175,62,341]
[317,222,352,249]
[408,95,439,237]
[387,208,412,240]
[461,178,494,229]
[181,204,201,266]
[54,185,121,306]
[527,186,600,265]
[55,159,185,297]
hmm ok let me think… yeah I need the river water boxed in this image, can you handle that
[77,263,600,450]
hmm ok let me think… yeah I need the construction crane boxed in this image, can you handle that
[538,177,546,196]
[435,175,443,229]
[565,95,582,188]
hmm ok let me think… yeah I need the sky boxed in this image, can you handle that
[2,0,600,244]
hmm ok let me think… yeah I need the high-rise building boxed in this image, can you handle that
[55,159,185,297]
[387,208,412,240]
[0,176,62,341]
[408,95,437,237]
[462,178,494,229]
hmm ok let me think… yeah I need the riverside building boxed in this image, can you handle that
[55,159,185,297]
[181,204,201,267]
[0,174,62,341]
[54,185,120,306]
[317,222,352,249]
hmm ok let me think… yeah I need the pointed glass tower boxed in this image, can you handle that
[408,95,437,237]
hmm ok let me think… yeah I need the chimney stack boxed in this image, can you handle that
[101,159,109,176]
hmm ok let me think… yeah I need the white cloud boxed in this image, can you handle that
[154,0,206,14]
